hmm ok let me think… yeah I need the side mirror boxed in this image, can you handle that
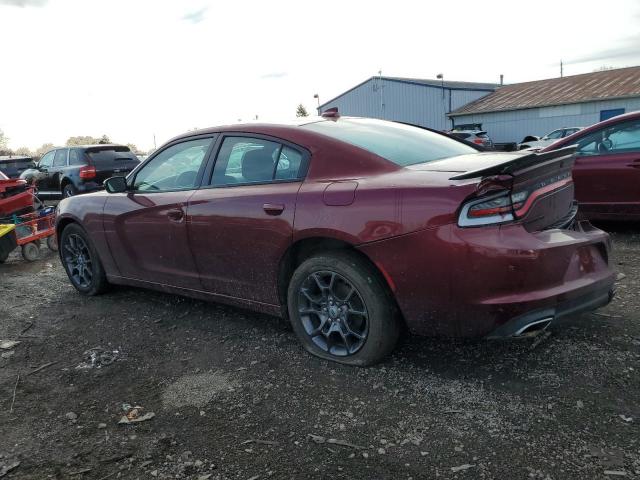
[104,176,128,193]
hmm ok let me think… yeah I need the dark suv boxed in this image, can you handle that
[0,155,36,179]
[35,145,140,198]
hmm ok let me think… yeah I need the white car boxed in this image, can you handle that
[518,127,583,150]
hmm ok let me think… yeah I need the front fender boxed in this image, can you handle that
[56,193,120,276]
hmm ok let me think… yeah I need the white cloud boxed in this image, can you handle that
[0,0,47,7]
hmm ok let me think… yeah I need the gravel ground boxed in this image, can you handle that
[0,222,639,480]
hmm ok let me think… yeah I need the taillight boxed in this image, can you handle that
[473,138,484,144]
[79,165,96,179]
[458,172,573,227]
[458,191,514,227]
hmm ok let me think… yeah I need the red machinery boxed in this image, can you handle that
[0,171,35,218]
[0,208,57,262]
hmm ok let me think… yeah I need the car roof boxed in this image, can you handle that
[0,155,32,161]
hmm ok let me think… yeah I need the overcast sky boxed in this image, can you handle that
[1,0,640,151]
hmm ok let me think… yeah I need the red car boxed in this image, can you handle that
[55,115,615,365]
[543,111,640,221]
[0,171,34,219]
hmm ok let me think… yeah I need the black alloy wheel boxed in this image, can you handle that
[288,252,400,366]
[298,271,369,356]
[59,223,109,295]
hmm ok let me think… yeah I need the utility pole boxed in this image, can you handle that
[560,60,563,78]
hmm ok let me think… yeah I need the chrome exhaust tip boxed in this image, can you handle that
[514,317,553,337]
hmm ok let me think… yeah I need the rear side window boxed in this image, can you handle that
[69,149,84,165]
[302,119,476,166]
[53,149,68,167]
[212,137,304,186]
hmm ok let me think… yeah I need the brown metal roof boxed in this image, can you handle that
[450,66,640,117]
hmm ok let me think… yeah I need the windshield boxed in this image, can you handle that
[544,130,564,140]
[302,118,476,166]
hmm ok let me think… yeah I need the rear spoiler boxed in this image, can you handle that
[449,145,577,180]
[85,145,130,153]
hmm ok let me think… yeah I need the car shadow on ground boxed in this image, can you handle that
[105,282,615,385]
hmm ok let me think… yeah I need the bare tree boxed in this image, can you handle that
[0,129,10,155]
[34,143,54,159]
[15,146,34,156]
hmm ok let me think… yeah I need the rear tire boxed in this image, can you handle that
[21,242,40,262]
[287,251,400,366]
[59,223,109,295]
[62,183,77,198]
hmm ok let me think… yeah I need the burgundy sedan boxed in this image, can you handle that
[543,110,640,221]
[55,115,616,365]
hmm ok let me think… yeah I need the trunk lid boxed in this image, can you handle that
[433,146,577,232]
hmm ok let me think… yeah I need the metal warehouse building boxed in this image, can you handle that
[319,66,640,145]
[317,76,497,131]
[449,66,640,143]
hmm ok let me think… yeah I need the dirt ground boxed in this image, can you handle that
[1,222,639,480]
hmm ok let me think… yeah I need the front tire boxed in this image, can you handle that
[59,223,109,295]
[287,252,400,366]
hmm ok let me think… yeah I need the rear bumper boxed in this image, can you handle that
[358,221,616,338]
[76,181,104,193]
[485,282,615,338]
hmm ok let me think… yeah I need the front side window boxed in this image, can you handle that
[302,118,476,166]
[133,138,212,192]
[39,151,55,168]
[576,120,640,156]
[211,137,304,186]
[53,149,68,167]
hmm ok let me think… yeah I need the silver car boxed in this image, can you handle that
[518,127,583,150]
[449,130,494,148]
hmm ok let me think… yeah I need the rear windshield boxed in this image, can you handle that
[302,118,476,166]
[86,148,138,166]
[0,159,34,168]
[450,132,470,139]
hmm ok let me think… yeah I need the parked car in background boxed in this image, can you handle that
[543,111,640,221]
[519,127,583,150]
[56,115,615,365]
[449,129,494,149]
[0,155,36,179]
[31,145,140,198]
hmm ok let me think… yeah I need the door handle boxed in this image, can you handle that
[263,203,285,215]
[167,208,185,222]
